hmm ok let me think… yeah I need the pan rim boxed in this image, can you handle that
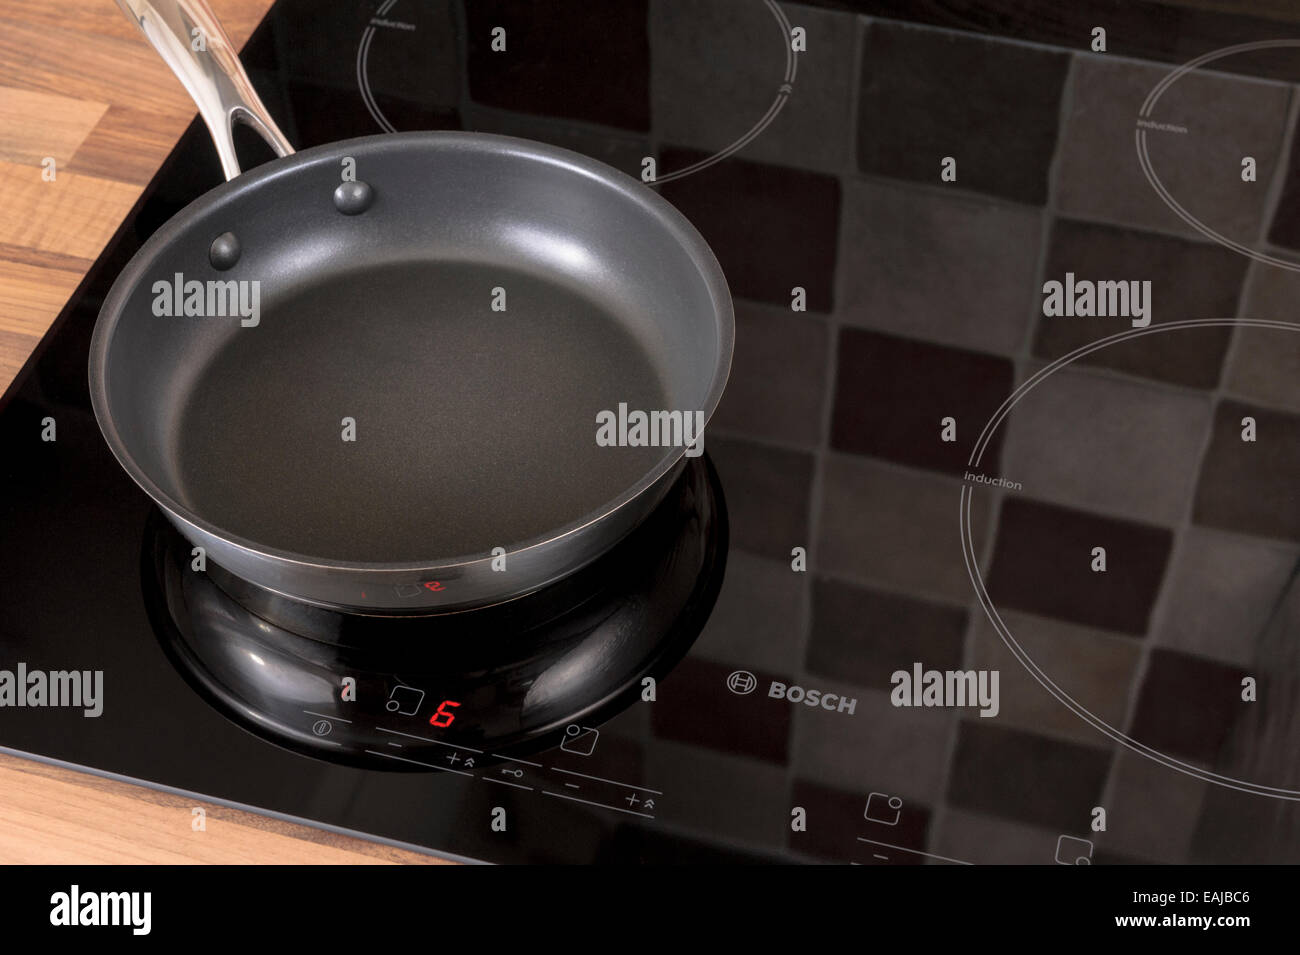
[88,130,734,574]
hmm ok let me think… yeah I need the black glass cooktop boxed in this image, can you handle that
[3,0,1300,865]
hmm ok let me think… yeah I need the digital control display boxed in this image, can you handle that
[429,699,460,728]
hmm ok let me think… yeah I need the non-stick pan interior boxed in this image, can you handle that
[93,134,730,564]
[176,259,667,560]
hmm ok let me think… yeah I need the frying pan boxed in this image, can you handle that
[90,0,732,612]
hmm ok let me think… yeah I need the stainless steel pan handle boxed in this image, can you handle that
[114,0,294,180]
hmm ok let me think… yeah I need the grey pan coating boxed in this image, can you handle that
[89,132,733,612]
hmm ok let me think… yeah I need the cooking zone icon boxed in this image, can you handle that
[385,685,425,716]
[865,793,903,826]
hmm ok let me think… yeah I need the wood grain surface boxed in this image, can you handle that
[0,0,454,864]
[0,0,272,396]
[0,753,441,864]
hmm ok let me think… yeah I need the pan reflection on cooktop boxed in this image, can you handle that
[145,454,727,768]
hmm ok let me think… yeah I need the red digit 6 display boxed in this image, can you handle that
[429,699,460,728]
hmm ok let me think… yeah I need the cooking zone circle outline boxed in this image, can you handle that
[1137,39,1300,272]
[357,0,798,183]
[961,317,1300,800]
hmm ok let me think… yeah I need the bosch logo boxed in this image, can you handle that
[769,681,857,715]
[726,670,757,695]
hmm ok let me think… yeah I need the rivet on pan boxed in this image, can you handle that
[333,180,374,215]
[208,231,241,270]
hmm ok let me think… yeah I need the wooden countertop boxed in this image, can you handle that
[0,0,271,394]
[0,0,442,865]
[0,753,441,864]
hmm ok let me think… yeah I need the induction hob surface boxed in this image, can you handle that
[3,0,1300,864]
